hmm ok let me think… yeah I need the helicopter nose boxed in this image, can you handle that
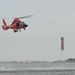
[25,25,28,27]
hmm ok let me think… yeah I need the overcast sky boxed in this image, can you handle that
[0,0,75,61]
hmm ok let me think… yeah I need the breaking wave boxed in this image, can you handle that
[0,67,75,72]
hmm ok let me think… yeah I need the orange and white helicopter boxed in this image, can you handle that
[2,15,32,32]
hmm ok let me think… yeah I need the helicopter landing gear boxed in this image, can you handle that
[24,27,26,30]
[19,30,21,32]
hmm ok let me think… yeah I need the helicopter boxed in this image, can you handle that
[2,15,32,32]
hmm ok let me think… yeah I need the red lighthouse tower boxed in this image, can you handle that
[61,37,64,50]
[60,37,65,61]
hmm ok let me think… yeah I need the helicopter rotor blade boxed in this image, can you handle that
[13,15,33,19]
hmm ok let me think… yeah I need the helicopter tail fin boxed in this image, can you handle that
[2,19,8,30]
[2,19,7,26]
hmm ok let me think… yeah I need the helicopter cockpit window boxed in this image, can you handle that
[20,22,25,25]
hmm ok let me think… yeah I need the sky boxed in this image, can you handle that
[0,0,75,61]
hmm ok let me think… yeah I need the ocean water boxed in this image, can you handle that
[0,62,75,75]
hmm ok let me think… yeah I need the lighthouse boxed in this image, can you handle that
[61,37,64,50]
[60,37,65,61]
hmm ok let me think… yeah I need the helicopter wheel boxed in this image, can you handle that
[19,30,21,32]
